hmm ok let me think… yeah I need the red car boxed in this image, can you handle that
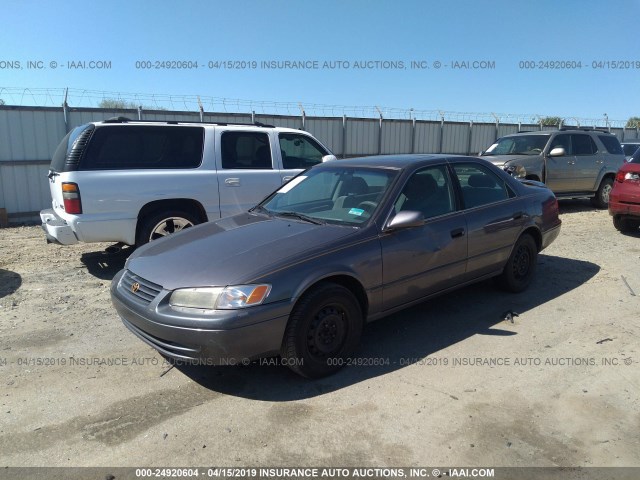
[610,148,640,232]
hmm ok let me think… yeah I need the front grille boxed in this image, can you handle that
[119,270,162,305]
[122,318,201,360]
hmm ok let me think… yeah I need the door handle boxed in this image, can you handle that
[450,227,465,238]
[225,178,240,186]
[282,176,294,183]
[567,160,575,165]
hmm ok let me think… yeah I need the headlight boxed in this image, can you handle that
[504,164,526,178]
[169,284,271,311]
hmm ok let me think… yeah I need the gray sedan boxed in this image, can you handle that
[111,155,561,378]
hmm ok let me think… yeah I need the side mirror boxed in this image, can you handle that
[549,147,565,157]
[322,154,337,162]
[385,211,424,231]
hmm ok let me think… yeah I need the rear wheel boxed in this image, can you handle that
[497,234,538,293]
[281,283,363,378]
[613,216,640,232]
[591,177,613,208]
[137,210,200,247]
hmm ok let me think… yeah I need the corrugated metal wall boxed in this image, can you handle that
[1,105,638,221]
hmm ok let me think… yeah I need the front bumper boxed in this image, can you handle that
[609,188,640,219]
[40,208,78,245]
[110,269,291,364]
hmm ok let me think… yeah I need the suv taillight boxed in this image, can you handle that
[62,182,82,214]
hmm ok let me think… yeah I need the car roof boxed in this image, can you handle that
[621,141,640,144]
[316,154,479,170]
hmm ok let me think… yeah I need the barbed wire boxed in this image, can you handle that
[0,87,633,128]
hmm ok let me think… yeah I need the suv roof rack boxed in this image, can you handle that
[559,126,611,134]
[101,118,276,128]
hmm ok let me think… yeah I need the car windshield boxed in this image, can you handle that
[483,134,550,156]
[622,144,640,156]
[257,167,399,226]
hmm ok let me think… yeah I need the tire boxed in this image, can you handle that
[281,283,363,378]
[497,234,538,293]
[613,216,640,233]
[137,210,201,247]
[591,177,614,209]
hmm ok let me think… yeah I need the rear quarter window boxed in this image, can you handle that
[598,135,623,155]
[49,124,92,172]
[80,126,204,170]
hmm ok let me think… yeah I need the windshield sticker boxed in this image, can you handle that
[277,176,307,193]
[348,208,365,216]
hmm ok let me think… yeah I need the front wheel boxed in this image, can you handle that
[613,216,640,233]
[591,177,613,209]
[496,234,538,293]
[137,210,200,247]
[281,283,363,378]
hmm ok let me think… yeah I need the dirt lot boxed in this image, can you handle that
[0,201,639,469]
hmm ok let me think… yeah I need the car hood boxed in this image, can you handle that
[481,154,535,166]
[126,213,359,290]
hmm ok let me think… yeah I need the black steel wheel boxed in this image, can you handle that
[281,282,363,378]
[496,234,538,293]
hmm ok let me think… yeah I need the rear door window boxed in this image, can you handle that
[453,163,511,209]
[221,131,272,169]
[598,135,624,155]
[571,134,597,155]
[81,126,204,170]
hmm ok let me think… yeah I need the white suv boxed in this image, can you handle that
[40,119,336,246]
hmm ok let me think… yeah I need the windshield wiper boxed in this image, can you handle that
[275,211,325,225]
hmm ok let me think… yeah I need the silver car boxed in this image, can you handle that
[111,155,561,378]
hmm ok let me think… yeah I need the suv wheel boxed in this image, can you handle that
[591,177,613,208]
[137,210,200,246]
[281,282,363,378]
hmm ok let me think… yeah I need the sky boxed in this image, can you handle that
[1,0,639,123]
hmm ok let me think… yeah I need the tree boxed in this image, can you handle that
[626,117,640,128]
[98,98,166,111]
[540,116,563,126]
[0,99,5,106]
[98,98,138,109]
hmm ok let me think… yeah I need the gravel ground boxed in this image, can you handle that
[0,200,638,468]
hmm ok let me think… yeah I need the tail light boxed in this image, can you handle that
[542,196,559,222]
[617,170,640,183]
[61,182,82,214]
